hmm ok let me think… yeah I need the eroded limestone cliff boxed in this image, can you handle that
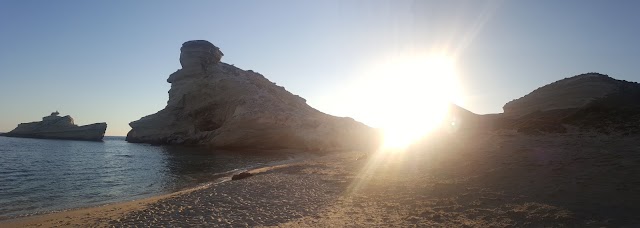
[126,40,380,151]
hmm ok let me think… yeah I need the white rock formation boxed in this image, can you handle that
[127,40,380,151]
[2,112,107,141]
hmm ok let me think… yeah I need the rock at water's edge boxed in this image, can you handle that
[2,112,107,141]
[231,172,253,180]
[127,40,380,151]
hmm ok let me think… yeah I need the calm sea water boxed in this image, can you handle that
[0,136,293,218]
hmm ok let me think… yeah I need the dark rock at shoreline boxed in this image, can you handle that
[2,112,107,141]
[231,172,253,180]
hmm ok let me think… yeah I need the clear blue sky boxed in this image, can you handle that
[1,0,639,136]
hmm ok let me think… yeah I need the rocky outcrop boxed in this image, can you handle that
[2,112,107,141]
[496,73,640,134]
[503,73,621,117]
[127,40,380,151]
[177,40,223,75]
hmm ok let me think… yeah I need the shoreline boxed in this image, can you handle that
[0,182,208,228]
[0,150,314,227]
[2,133,639,226]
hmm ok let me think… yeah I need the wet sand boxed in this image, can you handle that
[2,132,639,227]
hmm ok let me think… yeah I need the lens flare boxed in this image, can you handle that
[373,55,461,150]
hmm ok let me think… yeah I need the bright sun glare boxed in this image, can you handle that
[363,54,462,150]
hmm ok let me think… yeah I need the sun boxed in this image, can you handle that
[313,52,463,151]
[368,54,461,150]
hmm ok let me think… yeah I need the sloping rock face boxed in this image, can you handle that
[503,73,622,117]
[440,103,482,132]
[127,40,380,151]
[2,112,107,141]
[496,73,640,134]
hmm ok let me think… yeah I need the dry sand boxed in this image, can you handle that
[2,132,639,227]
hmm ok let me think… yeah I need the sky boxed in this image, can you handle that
[1,0,639,136]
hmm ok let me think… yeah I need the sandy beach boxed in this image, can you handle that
[2,131,639,227]
[3,1,640,227]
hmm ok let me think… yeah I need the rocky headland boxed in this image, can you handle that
[486,73,640,134]
[1,112,107,141]
[126,40,380,151]
[4,69,640,227]
[503,73,625,117]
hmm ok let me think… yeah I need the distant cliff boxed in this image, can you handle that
[1,112,107,141]
[503,73,624,116]
[126,40,380,151]
[496,73,640,134]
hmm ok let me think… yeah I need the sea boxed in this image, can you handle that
[0,136,295,219]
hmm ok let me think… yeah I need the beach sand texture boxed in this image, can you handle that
[2,132,639,227]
